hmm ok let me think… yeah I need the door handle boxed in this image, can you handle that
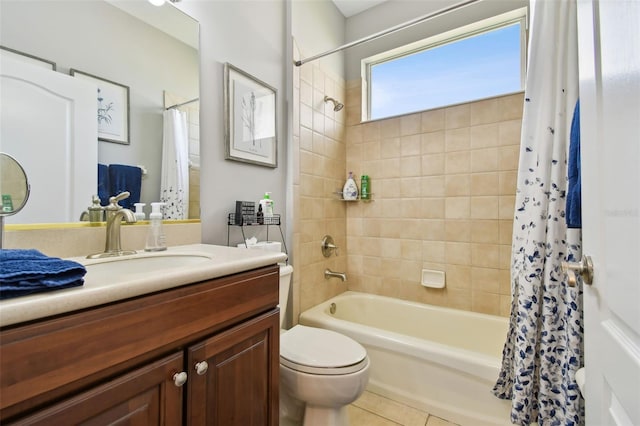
[561,255,594,286]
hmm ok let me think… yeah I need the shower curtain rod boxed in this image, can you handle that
[294,0,481,67]
[166,97,199,110]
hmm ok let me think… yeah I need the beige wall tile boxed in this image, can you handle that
[471,243,501,268]
[400,156,422,177]
[380,117,401,138]
[421,176,445,197]
[470,196,499,219]
[401,134,422,156]
[445,220,471,242]
[499,92,524,121]
[422,153,446,176]
[470,123,499,149]
[421,109,445,132]
[400,113,422,136]
[445,197,470,219]
[421,131,445,154]
[471,220,499,243]
[499,145,520,171]
[445,151,470,174]
[380,137,400,158]
[471,172,500,196]
[471,147,499,172]
[446,242,471,265]
[470,98,500,125]
[445,174,470,196]
[445,104,470,129]
[445,128,470,152]
[499,119,522,146]
[472,291,501,315]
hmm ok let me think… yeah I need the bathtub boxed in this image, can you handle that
[298,291,513,426]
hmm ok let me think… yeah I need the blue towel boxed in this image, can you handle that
[98,163,110,206]
[566,100,581,228]
[108,164,142,209]
[0,249,86,299]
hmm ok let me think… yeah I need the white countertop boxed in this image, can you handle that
[0,244,287,328]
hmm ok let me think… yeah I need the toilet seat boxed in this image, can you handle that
[280,325,368,375]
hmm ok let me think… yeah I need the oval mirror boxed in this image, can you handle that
[0,153,30,217]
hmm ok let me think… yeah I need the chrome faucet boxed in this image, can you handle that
[87,192,137,259]
[324,268,347,282]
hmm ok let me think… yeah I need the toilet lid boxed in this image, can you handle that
[280,325,368,375]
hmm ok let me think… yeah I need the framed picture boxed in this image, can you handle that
[224,63,277,168]
[70,69,130,145]
[0,45,56,70]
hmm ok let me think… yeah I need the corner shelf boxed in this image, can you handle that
[332,192,374,202]
[226,213,288,258]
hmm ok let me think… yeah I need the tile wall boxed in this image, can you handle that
[291,44,523,318]
[343,83,523,316]
[291,41,349,320]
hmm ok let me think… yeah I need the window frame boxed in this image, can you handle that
[362,7,528,121]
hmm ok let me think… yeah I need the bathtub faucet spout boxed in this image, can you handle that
[325,268,347,282]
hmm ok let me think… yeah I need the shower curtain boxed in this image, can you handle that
[160,109,190,220]
[492,1,584,425]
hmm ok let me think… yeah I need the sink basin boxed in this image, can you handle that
[83,252,213,280]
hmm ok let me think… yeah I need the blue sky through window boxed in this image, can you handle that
[370,23,522,120]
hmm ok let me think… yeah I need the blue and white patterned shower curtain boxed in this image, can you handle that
[492,1,584,425]
[161,109,190,219]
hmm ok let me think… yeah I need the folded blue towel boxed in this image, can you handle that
[108,164,142,209]
[97,163,110,206]
[0,249,86,299]
[566,100,581,228]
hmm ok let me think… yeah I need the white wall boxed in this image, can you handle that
[177,1,288,246]
[345,0,528,80]
[0,0,199,207]
[292,0,346,78]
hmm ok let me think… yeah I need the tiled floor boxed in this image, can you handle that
[349,391,459,426]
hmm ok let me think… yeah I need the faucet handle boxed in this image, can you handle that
[106,191,131,211]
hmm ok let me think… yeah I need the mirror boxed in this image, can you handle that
[0,153,31,247]
[0,153,30,217]
[0,0,199,224]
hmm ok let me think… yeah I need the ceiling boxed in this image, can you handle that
[331,0,389,18]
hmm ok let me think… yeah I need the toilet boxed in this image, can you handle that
[278,265,370,426]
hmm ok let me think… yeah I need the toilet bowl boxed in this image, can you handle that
[278,265,370,426]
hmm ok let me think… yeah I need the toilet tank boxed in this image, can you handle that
[279,264,293,329]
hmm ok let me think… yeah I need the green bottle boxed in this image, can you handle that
[360,175,370,200]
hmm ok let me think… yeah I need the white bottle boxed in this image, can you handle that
[133,203,146,220]
[259,192,274,218]
[145,202,167,251]
[342,171,358,200]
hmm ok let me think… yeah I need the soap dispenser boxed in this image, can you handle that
[145,202,167,251]
[133,203,146,221]
[259,192,274,218]
[88,195,104,223]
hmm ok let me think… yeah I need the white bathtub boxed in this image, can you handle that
[298,291,513,426]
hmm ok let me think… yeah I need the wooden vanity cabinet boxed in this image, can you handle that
[0,265,280,426]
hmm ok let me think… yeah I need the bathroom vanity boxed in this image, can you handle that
[0,244,286,425]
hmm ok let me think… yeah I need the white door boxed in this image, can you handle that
[0,55,97,223]
[577,1,640,425]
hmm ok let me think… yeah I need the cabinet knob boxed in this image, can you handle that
[195,361,209,375]
[173,371,188,387]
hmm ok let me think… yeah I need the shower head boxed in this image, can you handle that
[324,96,344,112]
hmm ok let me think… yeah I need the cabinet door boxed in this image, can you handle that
[187,309,279,426]
[10,352,184,425]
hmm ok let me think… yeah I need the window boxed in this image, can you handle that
[364,9,527,120]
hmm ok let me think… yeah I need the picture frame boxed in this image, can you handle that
[70,69,130,145]
[0,45,56,70]
[224,63,277,168]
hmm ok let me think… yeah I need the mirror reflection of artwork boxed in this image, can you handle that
[225,63,277,168]
[71,69,130,145]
